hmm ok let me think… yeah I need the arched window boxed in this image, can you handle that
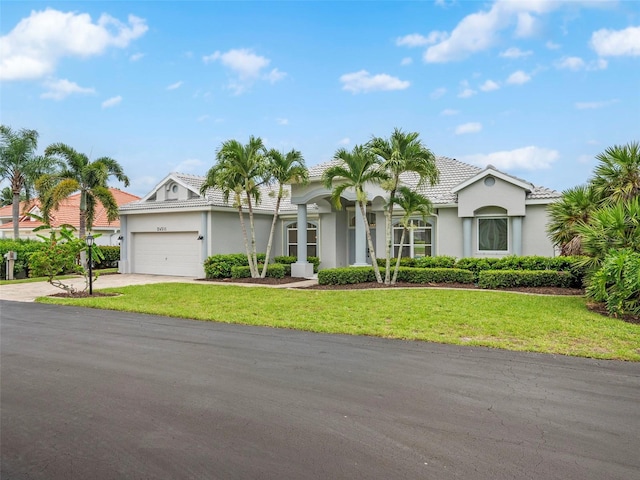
[392,219,432,258]
[348,212,376,228]
[287,222,317,258]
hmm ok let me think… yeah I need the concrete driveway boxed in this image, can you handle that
[0,274,318,302]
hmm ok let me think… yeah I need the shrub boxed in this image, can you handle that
[477,270,573,289]
[413,256,457,269]
[231,263,285,279]
[95,246,120,269]
[204,253,266,278]
[318,267,377,285]
[394,267,474,284]
[377,257,416,268]
[274,255,321,274]
[0,238,46,279]
[454,258,501,280]
[586,249,640,318]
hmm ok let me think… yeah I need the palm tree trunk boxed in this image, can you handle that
[384,186,398,285]
[261,189,282,278]
[391,227,407,285]
[11,190,20,239]
[236,203,255,276]
[245,191,259,278]
[359,201,383,283]
[79,191,87,239]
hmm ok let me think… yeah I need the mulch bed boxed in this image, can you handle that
[199,277,304,285]
[50,291,119,298]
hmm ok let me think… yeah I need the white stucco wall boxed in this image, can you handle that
[457,178,526,217]
[522,204,556,256]
[435,208,463,258]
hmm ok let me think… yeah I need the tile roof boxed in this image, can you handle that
[0,188,140,231]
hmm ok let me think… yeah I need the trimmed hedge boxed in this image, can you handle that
[414,256,457,268]
[477,270,573,289]
[0,239,46,279]
[231,263,285,279]
[376,257,416,268]
[204,253,266,278]
[318,266,474,285]
[94,246,120,269]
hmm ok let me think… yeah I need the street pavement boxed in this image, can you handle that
[1,301,639,479]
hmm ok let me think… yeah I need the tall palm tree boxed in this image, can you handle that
[368,128,438,284]
[39,143,129,239]
[322,145,390,283]
[201,137,267,277]
[546,184,600,256]
[389,186,433,284]
[591,141,640,204]
[0,125,57,238]
[261,148,308,278]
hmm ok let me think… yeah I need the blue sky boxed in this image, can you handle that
[2,0,639,197]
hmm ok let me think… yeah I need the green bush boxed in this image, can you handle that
[377,257,416,268]
[318,267,377,285]
[395,267,474,284]
[204,253,266,278]
[414,256,457,268]
[454,257,501,279]
[231,263,285,279]
[274,255,321,273]
[0,238,46,279]
[94,246,120,269]
[478,270,573,289]
[586,249,640,318]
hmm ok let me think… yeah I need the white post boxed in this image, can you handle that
[291,203,314,278]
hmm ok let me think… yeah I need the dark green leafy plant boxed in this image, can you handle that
[204,253,266,278]
[231,263,285,279]
[586,249,640,318]
[478,270,573,289]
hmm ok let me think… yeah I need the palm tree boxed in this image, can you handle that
[39,143,129,239]
[368,128,438,284]
[201,137,267,277]
[389,186,433,284]
[591,141,640,204]
[322,145,390,283]
[261,148,308,278]
[0,125,57,238]
[546,184,600,256]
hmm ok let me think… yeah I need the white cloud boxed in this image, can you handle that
[400,57,413,66]
[591,26,640,57]
[499,47,533,58]
[276,118,289,125]
[577,154,593,164]
[196,114,210,122]
[546,40,561,50]
[458,88,476,98]
[423,1,559,63]
[0,8,147,81]
[40,78,95,100]
[506,70,531,85]
[129,53,144,62]
[203,48,285,94]
[102,95,122,108]
[430,87,447,99]
[166,81,183,90]
[172,158,204,173]
[555,56,607,71]
[338,137,351,145]
[455,122,482,135]
[462,146,559,171]
[340,70,410,94]
[575,99,618,110]
[396,31,447,47]
[441,109,459,116]
[480,80,500,92]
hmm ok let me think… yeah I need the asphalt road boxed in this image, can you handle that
[1,301,639,480]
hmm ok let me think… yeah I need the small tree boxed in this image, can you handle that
[28,225,103,294]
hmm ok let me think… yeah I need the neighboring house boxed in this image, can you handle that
[119,157,561,278]
[0,188,140,245]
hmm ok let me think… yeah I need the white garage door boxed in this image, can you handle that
[132,232,202,277]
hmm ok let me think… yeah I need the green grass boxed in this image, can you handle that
[0,268,118,285]
[37,283,640,361]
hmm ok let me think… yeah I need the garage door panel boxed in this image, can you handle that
[132,232,202,276]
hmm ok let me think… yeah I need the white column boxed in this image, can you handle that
[462,217,472,258]
[118,215,128,273]
[512,217,523,256]
[291,203,314,278]
[353,205,368,265]
[200,212,208,262]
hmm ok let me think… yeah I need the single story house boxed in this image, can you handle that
[118,156,561,278]
[0,188,140,246]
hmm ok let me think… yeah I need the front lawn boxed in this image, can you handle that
[37,283,640,361]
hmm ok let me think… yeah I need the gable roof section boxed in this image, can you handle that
[451,164,533,194]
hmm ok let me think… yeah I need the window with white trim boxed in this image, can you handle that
[478,217,508,252]
[287,222,317,258]
[393,219,432,258]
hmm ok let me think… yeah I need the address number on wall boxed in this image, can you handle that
[157,227,167,232]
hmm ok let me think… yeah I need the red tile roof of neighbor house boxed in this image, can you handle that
[0,188,140,231]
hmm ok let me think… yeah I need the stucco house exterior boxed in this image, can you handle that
[119,157,561,278]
